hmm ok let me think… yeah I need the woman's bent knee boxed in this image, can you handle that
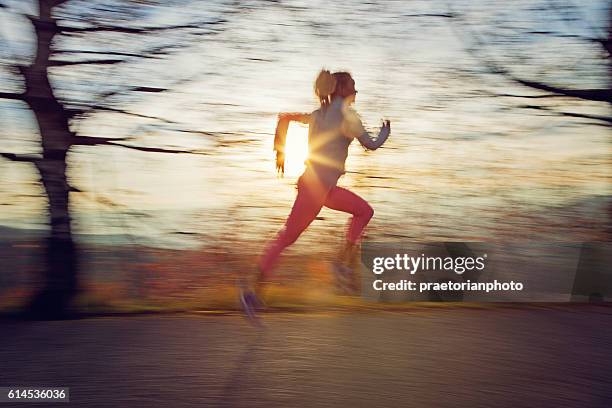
[364,204,374,221]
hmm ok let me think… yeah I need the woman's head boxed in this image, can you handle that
[331,72,357,103]
[314,70,357,106]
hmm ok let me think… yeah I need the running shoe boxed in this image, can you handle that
[331,262,358,295]
[239,289,264,325]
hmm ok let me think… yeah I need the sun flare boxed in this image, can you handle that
[283,123,309,177]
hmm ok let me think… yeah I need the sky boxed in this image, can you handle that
[0,0,609,248]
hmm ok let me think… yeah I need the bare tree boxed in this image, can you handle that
[0,0,228,318]
[448,1,611,125]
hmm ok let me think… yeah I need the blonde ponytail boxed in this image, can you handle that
[314,69,336,106]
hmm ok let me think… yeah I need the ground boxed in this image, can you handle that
[1,306,611,407]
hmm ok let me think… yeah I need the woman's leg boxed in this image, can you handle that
[324,186,374,293]
[324,186,374,243]
[258,177,327,279]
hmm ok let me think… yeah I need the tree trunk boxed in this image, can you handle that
[24,0,78,319]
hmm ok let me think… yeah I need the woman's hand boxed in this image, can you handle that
[276,150,285,175]
[274,114,290,176]
[381,119,391,134]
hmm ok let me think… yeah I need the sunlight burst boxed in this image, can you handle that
[283,123,309,177]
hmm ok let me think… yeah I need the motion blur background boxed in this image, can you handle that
[0,0,609,314]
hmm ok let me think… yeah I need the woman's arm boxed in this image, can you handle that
[355,120,391,150]
[342,107,391,151]
[274,112,311,174]
[279,112,311,124]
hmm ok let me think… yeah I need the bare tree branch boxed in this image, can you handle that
[0,92,24,100]
[518,104,612,125]
[477,90,569,99]
[0,152,41,162]
[165,128,229,138]
[403,13,455,18]
[97,86,168,100]
[105,142,206,155]
[137,43,186,58]
[74,136,208,155]
[58,20,225,35]
[127,86,167,93]
[72,135,129,145]
[556,111,612,124]
[55,43,191,65]
[510,77,612,103]
[53,50,163,59]
[65,86,169,119]
[523,30,602,43]
[49,58,126,66]
[73,105,178,124]
[49,0,70,7]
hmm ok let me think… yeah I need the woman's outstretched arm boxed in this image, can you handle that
[342,107,391,150]
[274,112,311,174]
[355,120,391,150]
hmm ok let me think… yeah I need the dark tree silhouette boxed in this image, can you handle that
[449,1,611,125]
[445,1,612,244]
[0,0,227,318]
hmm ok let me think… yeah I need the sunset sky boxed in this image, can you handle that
[0,0,609,248]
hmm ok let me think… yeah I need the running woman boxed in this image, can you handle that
[240,70,391,317]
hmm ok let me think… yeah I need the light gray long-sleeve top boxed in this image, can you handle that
[306,97,390,187]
